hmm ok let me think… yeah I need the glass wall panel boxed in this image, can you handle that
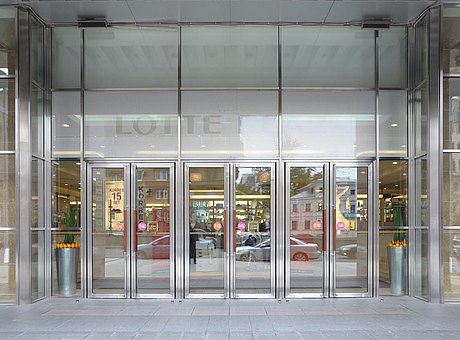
[443,229,460,301]
[31,230,45,301]
[414,228,429,300]
[379,229,408,295]
[414,86,428,157]
[281,27,374,88]
[52,27,81,89]
[379,27,407,89]
[0,230,15,303]
[415,17,428,86]
[415,157,428,227]
[85,28,178,89]
[443,79,460,150]
[443,153,460,226]
[31,86,44,157]
[0,8,16,77]
[31,159,45,230]
[282,91,375,158]
[379,90,407,157]
[51,160,81,296]
[181,91,278,158]
[84,91,178,158]
[379,160,408,227]
[30,17,44,87]
[443,17,460,75]
[52,91,81,157]
[0,80,15,151]
[0,155,15,229]
[181,26,277,88]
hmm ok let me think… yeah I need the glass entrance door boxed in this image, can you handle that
[185,163,275,298]
[286,162,373,298]
[88,163,174,298]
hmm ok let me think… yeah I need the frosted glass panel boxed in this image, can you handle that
[52,91,81,157]
[282,91,375,158]
[52,27,81,89]
[379,28,407,88]
[181,26,278,88]
[85,28,178,88]
[282,27,374,88]
[84,91,178,158]
[379,90,407,157]
[181,91,278,158]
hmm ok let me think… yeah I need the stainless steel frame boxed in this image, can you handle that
[87,162,175,299]
[184,162,276,299]
[285,161,374,299]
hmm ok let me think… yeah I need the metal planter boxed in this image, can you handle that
[56,248,78,297]
[387,246,407,296]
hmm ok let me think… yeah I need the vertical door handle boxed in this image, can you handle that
[223,209,227,253]
[133,210,138,252]
[322,209,327,252]
[233,210,237,252]
[123,209,127,252]
[333,209,337,252]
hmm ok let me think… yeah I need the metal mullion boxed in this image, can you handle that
[328,163,335,297]
[284,164,291,297]
[374,28,380,298]
[224,163,231,299]
[228,163,235,298]
[130,164,136,298]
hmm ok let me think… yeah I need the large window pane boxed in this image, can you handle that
[379,160,408,227]
[85,28,178,89]
[414,228,429,300]
[52,27,81,89]
[415,17,428,86]
[84,91,178,158]
[31,230,45,301]
[0,8,16,76]
[415,157,428,227]
[31,17,44,87]
[282,27,374,88]
[414,86,428,157]
[379,27,407,89]
[181,91,278,158]
[282,91,375,158]
[379,90,407,157]
[0,155,14,229]
[31,86,44,157]
[443,229,460,302]
[443,153,460,226]
[31,159,45,229]
[0,80,15,151]
[443,79,460,150]
[52,91,81,157]
[443,17,460,75]
[0,230,15,303]
[181,26,278,88]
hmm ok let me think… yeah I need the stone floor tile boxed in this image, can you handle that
[228,331,254,340]
[205,332,229,340]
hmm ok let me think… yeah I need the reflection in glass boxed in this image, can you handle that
[282,27,374,88]
[85,28,178,89]
[335,167,368,294]
[91,168,125,294]
[31,159,44,229]
[31,230,45,301]
[182,26,277,88]
[379,27,407,89]
[443,79,460,150]
[52,27,81,89]
[0,8,16,77]
[443,18,460,75]
[0,80,15,151]
[52,91,81,157]
[235,167,271,295]
[289,167,324,294]
[135,168,171,295]
[282,91,375,158]
[414,228,429,300]
[181,91,278,158]
[31,86,44,157]
[31,17,44,86]
[379,160,408,227]
[0,155,15,228]
[415,17,428,86]
[443,153,460,226]
[84,91,178,158]
[415,158,428,227]
[188,167,224,295]
[414,86,428,157]
[443,230,460,301]
[379,91,407,157]
[0,231,15,303]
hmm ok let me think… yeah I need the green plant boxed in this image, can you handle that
[63,205,78,245]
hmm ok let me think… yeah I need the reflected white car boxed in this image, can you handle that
[235,237,321,262]
[137,235,215,259]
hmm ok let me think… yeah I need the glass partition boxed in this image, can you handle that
[443,153,460,226]
[52,91,81,158]
[443,230,460,301]
[281,27,374,88]
[52,27,81,89]
[282,91,375,158]
[443,79,460,150]
[181,91,278,158]
[379,91,408,157]
[414,86,428,157]
[30,17,44,87]
[379,27,407,89]
[181,26,278,88]
[85,28,178,89]
[0,80,15,151]
[84,91,178,158]
[31,86,44,157]
[0,8,16,77]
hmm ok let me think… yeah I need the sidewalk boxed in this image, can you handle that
[0,296,459,339]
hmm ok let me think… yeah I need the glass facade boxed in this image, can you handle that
[1,2,457,304]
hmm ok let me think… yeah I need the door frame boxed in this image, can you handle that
[184,161,276,299]
[86,161,176,299]
[285,161,375,298]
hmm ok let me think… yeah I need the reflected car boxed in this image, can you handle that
[235,237,321,262]
[137,235,215,259]
[336,244,367,259]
